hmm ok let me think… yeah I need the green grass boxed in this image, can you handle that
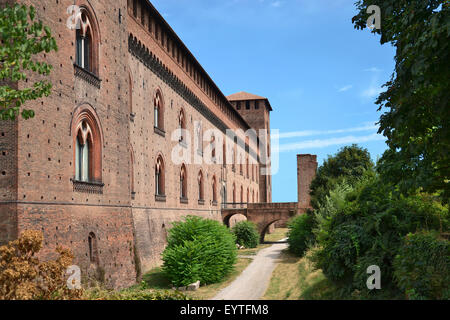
[264,228,288,242]
[84,258,252,300]
[262,249,340,300]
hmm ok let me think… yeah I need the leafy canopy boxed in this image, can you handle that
[352,1,450,201]
[0,4,58,120]
[309,144,374,209]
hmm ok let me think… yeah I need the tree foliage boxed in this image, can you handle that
[311,174,448,298]
[352,0,450,201]
[0,4,58,120]
[309,144,374,209]
[393,231,449,300]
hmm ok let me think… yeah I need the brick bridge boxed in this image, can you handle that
[221,154,318,242]
[222,203,308,242]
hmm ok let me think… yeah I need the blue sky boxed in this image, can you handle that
[151,0,396,202]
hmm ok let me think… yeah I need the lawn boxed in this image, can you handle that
[85,257,252,300]
[264,227,288,242]
[262,250,339,300]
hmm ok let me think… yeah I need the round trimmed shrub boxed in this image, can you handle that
[287,213,314,257]
[393,231,450,300]
[232,221,259,248]
[162,216,237,287]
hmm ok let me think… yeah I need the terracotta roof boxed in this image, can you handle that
[226,91,267,101]
[227,91,273,111]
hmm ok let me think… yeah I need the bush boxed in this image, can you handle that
[287,214,315,257]
[311,175,448,297]
[393,232,450,300]
[162,216,237,287]
[232,221,259,248]
[0,230,83,300]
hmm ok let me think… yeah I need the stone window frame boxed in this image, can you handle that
[88,232,99,265]
[74,4,100,77]
[155,154,166,201]
[178,108,187,146]
[198,170,204,204]
[70,104,104,193]
[154,88,165,135]
[212,175,217,205]
[180,163,188,202]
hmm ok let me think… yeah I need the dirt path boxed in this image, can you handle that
[212,240,288,300]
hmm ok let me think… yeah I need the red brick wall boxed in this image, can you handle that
[0,0,273,287]
[0,0,137,288]
[297,154,318,209]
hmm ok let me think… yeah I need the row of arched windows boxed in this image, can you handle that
[231,183,258,204]
[154,156,217,204]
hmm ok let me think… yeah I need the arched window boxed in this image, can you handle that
[155,156,165,196]
[72,106,102,184]
[211,134,216,160]
[222,142,226,167]
[75,124,91,182]
[198,171,204,201]
[247,188,249,203]
[75,7,99,75]
[196,122,203,154]
[240,186,243,203]
[231,148,236,171]
[246,157,249,178]
[154,89,164,130]
[88,232,99,265]
[180,164,187,199]
[178,109,186,143]
[232,183,236,204]
[240,155,243,175]
[130,148,135,199]
[212,176,217,203]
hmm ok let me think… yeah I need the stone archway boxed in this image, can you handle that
[259,219,281,243]
[223,210,247,228]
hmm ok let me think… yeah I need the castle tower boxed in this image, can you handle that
[297,154,318,209]
[227,92,273,203]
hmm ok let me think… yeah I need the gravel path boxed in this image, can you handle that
[212,240,288,300]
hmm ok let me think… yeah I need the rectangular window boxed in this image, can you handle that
[76,31,83,67]
[246,101,250,110]
[236,102,241,110]
[255,100,259,109]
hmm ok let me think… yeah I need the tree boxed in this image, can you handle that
[0,4,58,120]
[309,144,374,209]
[352,1,449,202]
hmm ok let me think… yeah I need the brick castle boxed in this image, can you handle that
[0,0,317,288]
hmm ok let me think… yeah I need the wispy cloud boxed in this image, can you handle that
[273,123,378,139]
[361,85,384,99]
[338,85,353,92]
[361,67,385,99]
[271,1,283,8]
[364,67,382,73]
[274,133,385,153]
